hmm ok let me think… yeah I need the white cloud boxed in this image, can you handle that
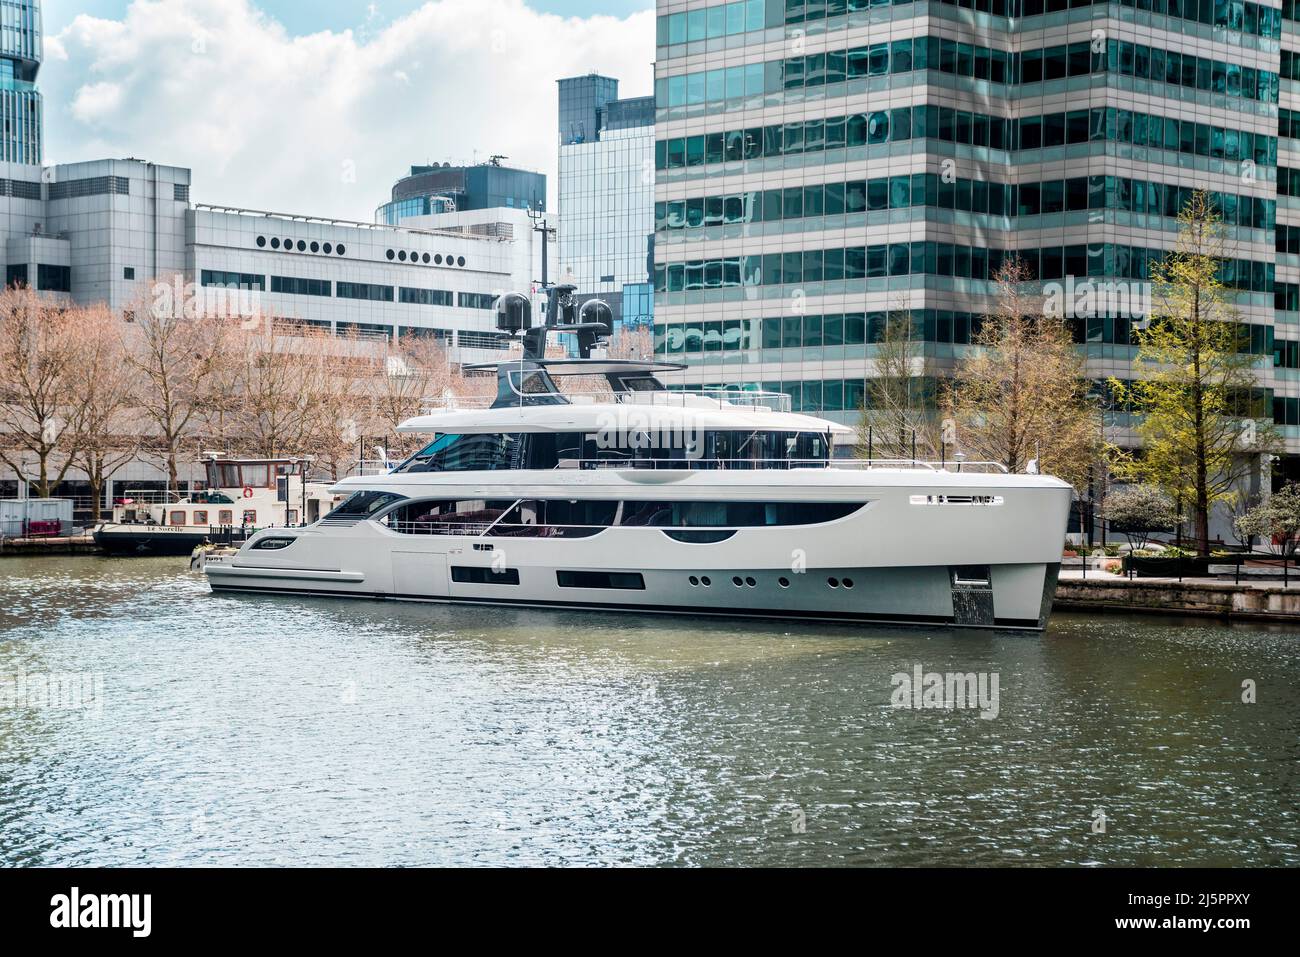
[44,0,655,221]
[70,81,124,123]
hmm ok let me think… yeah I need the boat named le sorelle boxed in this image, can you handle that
[204,285,1072,630]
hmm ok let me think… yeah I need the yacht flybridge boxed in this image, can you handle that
[205,285,1073,630]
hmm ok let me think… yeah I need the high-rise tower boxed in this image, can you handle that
[0,0,42,165]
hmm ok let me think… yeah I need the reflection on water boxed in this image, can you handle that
[0,555,1296,866]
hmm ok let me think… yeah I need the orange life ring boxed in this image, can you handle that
[242,486,254,498]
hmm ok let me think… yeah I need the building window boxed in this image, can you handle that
[123,267,135,280]
[457,292,497,310]
[6,264,28,288]
[270,275,331,297]
[37,265,72,293]
[336,282,394,302]
[174,184,190,202]
[47,176,130,200]
[202,270,266,291]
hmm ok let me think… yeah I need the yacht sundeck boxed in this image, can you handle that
[205,285,1073,630]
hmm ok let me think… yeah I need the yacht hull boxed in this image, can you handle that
[204,474,1072,631]
[206,559,1061,630]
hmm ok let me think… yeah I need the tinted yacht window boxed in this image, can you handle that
[326,490,406,519]
[395,433,522,472]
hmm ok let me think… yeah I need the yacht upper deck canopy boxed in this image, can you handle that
[395,401,854,436]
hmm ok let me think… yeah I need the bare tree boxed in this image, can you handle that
[123,279,232,493]
[368,334,492,460]
[67,306,141,521]
[857,296,941,461]
[946,258,1100,487]
[0,287,83,497]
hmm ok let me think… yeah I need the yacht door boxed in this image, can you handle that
[392,551,448,599]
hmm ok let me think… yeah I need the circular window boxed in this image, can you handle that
[434,254,443,265]
[828,577,840,588]
[296,240,306,252]
[270,237,281,249]
[398,250,407,261]
[732,576,743,587]
[386,249,395,260]
[778,577,790,588]
[688,576,699,587]
[700,576,711,587]
[457,256,466,267]
[842,578,854,589]
[336,245,346,256]
[745,577,757,587]
[256,235,266,247]
[323,243,333,254]
[284,238,292,250]
[422,253,431,264]
[310,241,320,253]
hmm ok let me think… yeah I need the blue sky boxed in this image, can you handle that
[42,1,655,220]
[45,0,654,34]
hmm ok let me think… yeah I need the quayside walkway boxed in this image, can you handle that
[1056,570,1300,623]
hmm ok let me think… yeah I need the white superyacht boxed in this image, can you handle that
[205,285,1073,630]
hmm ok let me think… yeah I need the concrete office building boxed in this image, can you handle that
[558,74,656,331]
[652,0,1299,508]
[0,157,537,354]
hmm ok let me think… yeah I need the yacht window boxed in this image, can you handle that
[327,490,407,519]
[621,501,863,527]
[487,499,618,537]
[383,499,517,534]
[394,433,522,473]
[524,432,585,469]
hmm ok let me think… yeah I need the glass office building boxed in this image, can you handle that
[0,0,42,165]
[653,0,1297,478]
[377,162,545,225]
[558,74,657,328]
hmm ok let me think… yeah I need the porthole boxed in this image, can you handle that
[689,575,699,587]
[457,256,466,267]
[843,578,855,589]
[422,253,431,264]
[283,238,292,249]
[732,576,743,587]
[410,251,418,262]
[445,253,454,264]
[386,249,395,260]
[336,245,346,255]
[323,243,333,254]
[434,254,443,265]
[745,576,757,587]
[778,577,790,588]
[828,577,840,588]
[256,235,266,247]
[296,240,306,252]
[310,241,320,253]
[398,250,407,261]
[700,576,711,587]
[270,237,281,249]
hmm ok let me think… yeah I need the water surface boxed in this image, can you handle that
[1,555,1296,866]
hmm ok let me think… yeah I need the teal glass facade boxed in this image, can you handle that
[0,0,41,165]
[653,0,1300,468]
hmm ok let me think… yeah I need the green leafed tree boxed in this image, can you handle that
[1109,191,1280,556]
